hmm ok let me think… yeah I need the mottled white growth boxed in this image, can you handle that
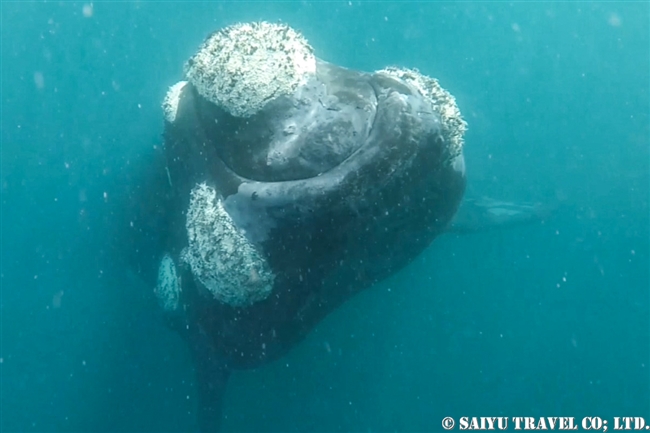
[155,254,181,311]
[377,67,467,163]
[162,81,187,123]
[184,21,316,118]
[182,183,275,307]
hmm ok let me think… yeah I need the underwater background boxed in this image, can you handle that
[1,2,648,432]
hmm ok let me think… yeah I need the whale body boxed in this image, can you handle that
[122,22,467,431]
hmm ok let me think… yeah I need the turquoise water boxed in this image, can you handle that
[1,2,648,432]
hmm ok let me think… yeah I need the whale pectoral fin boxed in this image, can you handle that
[447,196,557,235]
[187,325,231,433]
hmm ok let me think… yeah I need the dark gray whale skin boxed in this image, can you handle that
[125,60,466,431]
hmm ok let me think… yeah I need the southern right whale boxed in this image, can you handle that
[115,21,550,432]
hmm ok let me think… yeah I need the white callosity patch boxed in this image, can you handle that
[155,254,181,311]
[184,21,316,118]
[182,183,275,307]
[162,81,188,123]
[377,67,467,164]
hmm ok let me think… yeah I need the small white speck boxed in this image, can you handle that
[82,3,93,17]
[608,13,622,27]
[34,72,45,89]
